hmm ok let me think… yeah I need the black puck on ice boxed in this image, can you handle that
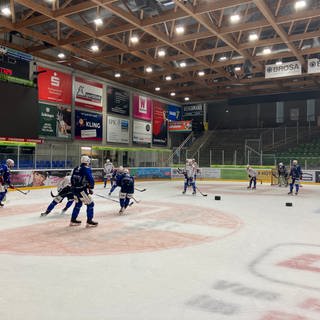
[285,202,293,207]
[215,196,221,200]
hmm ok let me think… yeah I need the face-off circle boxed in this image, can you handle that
[0,202,242,256]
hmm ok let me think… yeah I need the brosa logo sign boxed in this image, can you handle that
[265,61,301,78]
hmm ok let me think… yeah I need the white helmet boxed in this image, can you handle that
[279,162,283,166]
[106,159,110,163]
[6,159,14,167]
[246,164,250,168]
[292,160,298,165]
[123,168,129,174]
[118,166,124,172]
[80,155,91,165]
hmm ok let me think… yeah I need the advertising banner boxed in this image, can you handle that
[183,104,203,117]
[39,103,71,138]
[74,76,103,111]
[0,46,31,82]
[167,105,182,121]
[75,110,102,141]
[152,100,167,146]
[308,58,320,74]
[106,115,129,144]
[168,120,192,132]
[37,66,72,104]
[130,167,171,179]
[171,167,221,179]
[133,120,152,144]
[107,86,130,116]
[133,94,152,121]
[265,61,302,78]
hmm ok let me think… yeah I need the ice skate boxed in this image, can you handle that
[119,207,125,215]
[86,220,98,228]
[295,192,298,195]
[108,192,111,196]
[0,202,4,207]
[182,190,186,194]
[69,219,81,226]
[192,191,196,195]
[40,210,49,217]
[60,208,67,215]
[288,191,293,195]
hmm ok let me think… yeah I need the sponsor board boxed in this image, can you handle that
[37,67,72,104]
[265,61,302,79]
[106,115,129,144]
[167,105,182,121]
[107,86,130,116]
[168,120,192,132]
[308,58,320,74]
[133,120,152,144]
[74,110,102,141]
[183,104,203,117]
[130,167,171,179]
[133,94,152,121]
[152,100,167,146]
[74,77,103,111]
[172,167,221,179]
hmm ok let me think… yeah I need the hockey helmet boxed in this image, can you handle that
[292,160,298,165]
[6,159,14,167]
[80,155,91,165]
[118,166,124,172]
[279,162,283,166]
[123,168,129,174]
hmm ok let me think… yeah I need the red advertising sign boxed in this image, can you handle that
[37,66,72,104]
[168,120,192,132]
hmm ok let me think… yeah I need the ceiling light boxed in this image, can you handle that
[165,75,172,81]
[155,87,160,91]
[294,0,306,9]
[175,26,185,35]
[234,66,241,71]
[146,66,153,73]
[130,35,139,44]
[230,14,240,23]
[158,49,166,57]
[57,53,66,59]
[162,1,174,6]
[170,92,176,96]
[276,60,283,66]
[263,48,271,55]
[184,97,190,101]
[198,71,205,76]
[249,33,258,41]
[179,61,187,68]
[91,44,99,52]
[220,56,227,61]
[1,7,11,16]
[114,72,121,78]
[94,17,103,26]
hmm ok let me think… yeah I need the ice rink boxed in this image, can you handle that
[0,180,320,320]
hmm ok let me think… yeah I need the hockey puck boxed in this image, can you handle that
[215,196,221,200]
[285,202,293,207]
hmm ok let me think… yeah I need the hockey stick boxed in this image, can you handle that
[131,196,141,203]
[95,193,119,203]
[196,186,207,196]
[15,188,30,195]
[135,187,146,192]
[50,191,58,197]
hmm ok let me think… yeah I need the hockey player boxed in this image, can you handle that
[288,159,302,195]
[178,160,196,195]
[277,162,288,187]
[191,158,200,180]
[40,174,74,216]
[246,165,257,189]
[69,156,98,227]
[103,159,114,188]
[0,159,15,206]
[118,168,134,215]
[108,166,124,196]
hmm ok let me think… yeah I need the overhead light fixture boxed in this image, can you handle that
[175,26,185,35]
[230,14,240,23]
[276,60,283,66]
[90,44,99,52]
[130,35,139,44]
[170,92,176,96]
[294,0,306,9]
[94,17,103,26]
[157,49,166,57]
[234,66,241,71]
[220,56,227,61]
[184,97,190,101]
[114,72,121,78]
[263,48,271,55]
[155,87,160,91]
[162,1,174,6]
[57,53,66,59]
[1,7,11,16]
[179,61,187,68]
[146,66,153,73]
[165,75,172,81]
[198,71,205,76]
[249,33,258,41]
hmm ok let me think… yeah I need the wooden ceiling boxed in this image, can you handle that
[1,0,320,102]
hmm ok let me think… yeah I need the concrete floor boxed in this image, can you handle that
[0,180,319,320]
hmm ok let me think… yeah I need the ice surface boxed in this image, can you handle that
[0,180,319,320]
